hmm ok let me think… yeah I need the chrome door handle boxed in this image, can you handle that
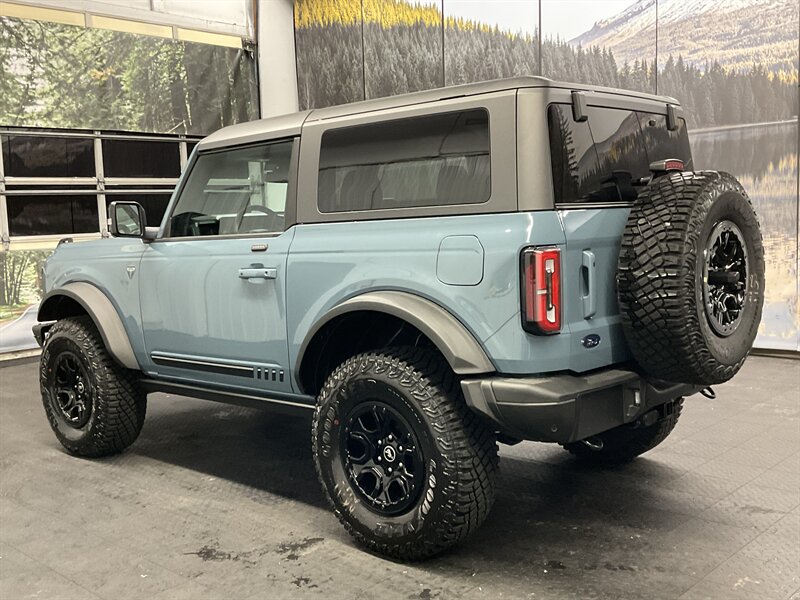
[238,267,277,280]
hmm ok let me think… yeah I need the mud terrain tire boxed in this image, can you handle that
[312,347,498,560]
[618,171,764,385]
[40,316,146,457]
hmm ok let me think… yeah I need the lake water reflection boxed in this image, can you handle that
[691,121,799,351]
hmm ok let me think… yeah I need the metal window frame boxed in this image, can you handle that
[0,127,201,249]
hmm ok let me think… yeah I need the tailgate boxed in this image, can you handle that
[559,207,632,372]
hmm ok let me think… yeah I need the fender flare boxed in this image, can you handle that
[37,282,140,370]
[297,290,495,377]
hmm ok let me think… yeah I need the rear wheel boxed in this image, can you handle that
[312,347,498,560]
[563,398,683,465]
[40,317,146,457]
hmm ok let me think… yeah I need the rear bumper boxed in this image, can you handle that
[461,368,702,443]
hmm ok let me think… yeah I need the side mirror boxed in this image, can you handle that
[109,201,146,238]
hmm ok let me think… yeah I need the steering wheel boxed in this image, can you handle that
[236,204,278,233]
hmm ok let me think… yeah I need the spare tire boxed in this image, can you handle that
[617,171,764,385]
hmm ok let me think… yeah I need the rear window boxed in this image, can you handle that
[547,104,691,205]
[318,109,490,213]
[637,112,693,169]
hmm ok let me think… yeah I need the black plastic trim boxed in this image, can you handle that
[150,354,254,378]
[462,369,702,443]
[139,378,314,416]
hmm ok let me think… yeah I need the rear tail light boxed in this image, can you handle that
[521,247,561,335]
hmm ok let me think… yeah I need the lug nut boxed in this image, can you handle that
[388,467,392,473]
[398,462,403,468]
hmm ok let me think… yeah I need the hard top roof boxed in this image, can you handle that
[198,76,680,150]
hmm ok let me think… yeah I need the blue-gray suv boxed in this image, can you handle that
[34,77,764,559]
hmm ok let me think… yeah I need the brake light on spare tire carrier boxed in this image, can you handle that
[521,247,561,335]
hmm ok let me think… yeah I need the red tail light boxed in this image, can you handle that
[521,247,561,335]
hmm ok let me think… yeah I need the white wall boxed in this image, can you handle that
[257,0,299,118]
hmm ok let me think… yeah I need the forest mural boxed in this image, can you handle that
[0,16,258,135]
[294,0,799,350]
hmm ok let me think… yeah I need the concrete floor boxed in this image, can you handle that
[0,356,798,600]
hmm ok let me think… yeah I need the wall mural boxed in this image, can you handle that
[0,16,258,135]
[294,0,799,350]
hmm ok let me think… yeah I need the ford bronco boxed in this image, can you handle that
[34,77,764,560]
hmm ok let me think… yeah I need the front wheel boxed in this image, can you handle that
[312,347,498,560]
[40,316,147,457]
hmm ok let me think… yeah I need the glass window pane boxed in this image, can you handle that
[168,141,292,237]
[587,106,650,202]
[102,139,180,177]
[637,113,693,169]
[547,104,599,204]
[106,193,173,228]
[7,195,99,236]
[2,135,94,177]
[318,109,490,213]
[547,104,650,204]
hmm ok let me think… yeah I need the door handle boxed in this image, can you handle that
[238,266,277,280]
[581,250,596,319]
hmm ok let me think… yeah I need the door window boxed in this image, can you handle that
[168,140,293,237]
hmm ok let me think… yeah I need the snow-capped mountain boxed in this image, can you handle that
[569,0,798,73]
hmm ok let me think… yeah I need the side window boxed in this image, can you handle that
[168,140,293,237]
[547,104,650,204]
[637,113,693,169]
[318,109,490,213]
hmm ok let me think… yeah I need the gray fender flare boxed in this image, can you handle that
[37,282,140,370]
[297,290,495,376]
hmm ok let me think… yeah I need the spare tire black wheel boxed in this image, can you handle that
[618,171,764,385]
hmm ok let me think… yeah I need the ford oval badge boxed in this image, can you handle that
[582,334,601,349]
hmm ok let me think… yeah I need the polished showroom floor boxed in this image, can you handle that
[0,355,798,600]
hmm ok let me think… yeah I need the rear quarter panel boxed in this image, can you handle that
[286,212,573,377]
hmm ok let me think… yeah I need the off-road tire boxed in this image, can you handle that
[564,398,683,465]
[40,316,146,457]
[312,347,498,561]
[618,171,764,385]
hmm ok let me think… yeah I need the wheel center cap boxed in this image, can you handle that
[382,446,396,463]
[76,380,85,393]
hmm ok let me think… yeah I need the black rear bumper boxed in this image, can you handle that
[461,368,702,443]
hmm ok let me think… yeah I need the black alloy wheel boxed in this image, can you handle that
[342,402,424,516]
[312,347,498,560]
[40,316,147,457]
[617,170,764,385]
[50,350,93,428]
[703,220,748,337]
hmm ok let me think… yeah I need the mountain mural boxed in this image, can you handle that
[571,0,798,79]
